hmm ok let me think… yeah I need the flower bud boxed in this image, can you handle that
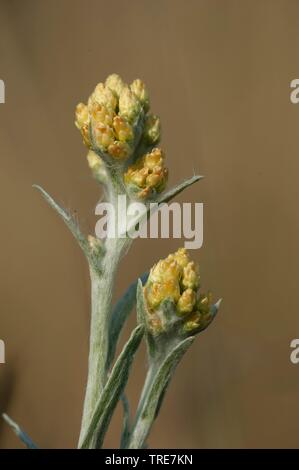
[89,102,114,127]
[124,148,168,199]
[143,147,163,170]
[105,73,125,97]
[91,82,117,111]
[150,258,182,284]
[93,123,115,150]
[108,141,131,160]
[182,261,200,290]
[143,114,160,144]
[130,78,150,111]
[167,247,190,269]
[177,288,196,315]
[119,86,142,123]
[183,293,213,334]
[75,103,89,130]
[113,116,133,142]
[75,103,91,147]
[146,280,180,310]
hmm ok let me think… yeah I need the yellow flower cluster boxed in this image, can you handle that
[75,74,160,161]
[144,248,213,335]
[124,148,168,199]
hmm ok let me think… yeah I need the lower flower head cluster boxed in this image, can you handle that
[144,248,214,337]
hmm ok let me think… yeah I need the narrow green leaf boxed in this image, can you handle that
[211,298,222,318]
[107,273,148,370]
[33,185,99,272]
[120,394,131,449]
[2,413,38,449]
[128,336,194,449]
[136,279,156,360]
[157,175,203,204]
[79,325,144,449]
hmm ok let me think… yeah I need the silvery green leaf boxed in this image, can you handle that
[128,336,194,449]
[79,325,144,449]
[107,273,148,370]
[2,413,38,449]
[211,298,222,317]
[33,185,100,272]
[120,394,131,449]
[136,279,156,360]
[157,175,203,204]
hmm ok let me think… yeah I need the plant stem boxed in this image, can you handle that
[78,236,126,448]
[127,363,157,449]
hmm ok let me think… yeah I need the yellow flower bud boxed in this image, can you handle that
[130,78,149,111]
[145,280,180,310]
[177,288,197,315]
[75,103,89,130]
[113,116,133,142]
[143,114,160,144]
[92,83,117,111]
[93,124,114,149]
[107,141,131,160]
[183,312,202,333]
[126,167,149,187]
[105,73,125,97]
[89,102,114,127]
[75,103,91,147]
[168,247,190,269]
[143,147,163,170]
[182,261,200,290]
[119,86,142,123]
[81,125,91,148]
[150,258,182,284]
[124,148,168,199]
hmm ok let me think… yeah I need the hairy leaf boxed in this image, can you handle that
[157,175,203,204]
[128,336,194,449]
[79,325,144,449]
[33,185,100,273]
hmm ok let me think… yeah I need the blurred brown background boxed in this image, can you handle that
[0,0,299,449]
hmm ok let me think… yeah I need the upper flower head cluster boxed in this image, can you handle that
[75,74,160,162]
[144,248,215,337]
[75,74,168,200]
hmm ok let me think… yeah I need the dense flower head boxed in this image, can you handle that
[75,73,161,162]
[144,248,215,336]
[124,148,168,199]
